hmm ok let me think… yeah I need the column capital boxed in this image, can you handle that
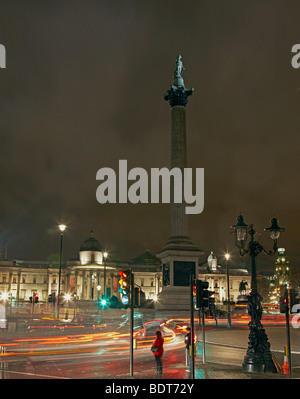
[164,85,194,107]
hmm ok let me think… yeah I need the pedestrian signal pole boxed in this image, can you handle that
[280,285,292,378]
[196,280,208,364]
[190,273,195,379]
[130,271,134,378]
[195,280,215,364]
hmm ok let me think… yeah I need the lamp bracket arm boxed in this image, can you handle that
[262,241,278,256]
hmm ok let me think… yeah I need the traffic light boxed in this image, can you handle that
[280,286,289,314]
[192,282,197,309]
[134,287,141,307]
[196,280,208,308]
[33,293,39,303]
[196,280,215,309]
[118,270,131,305]
[280,296,289,314]
[48,293,56,303]
[203,288,215,309]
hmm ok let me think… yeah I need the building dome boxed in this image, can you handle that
[80,231,103,252]
[207,251,217,261]
[207,251,217,272]
[79,231,103,265]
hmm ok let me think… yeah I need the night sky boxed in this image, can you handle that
[1,1,300,272]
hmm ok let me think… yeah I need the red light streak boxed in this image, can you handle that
[0,314,290,360]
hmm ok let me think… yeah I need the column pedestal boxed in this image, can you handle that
[156,247,202,310]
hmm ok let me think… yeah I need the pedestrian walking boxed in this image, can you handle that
[185,327,192,372]
[151,330,164,376]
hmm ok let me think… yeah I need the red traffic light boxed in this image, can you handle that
[280,296,289,313]
[119,270,128,279]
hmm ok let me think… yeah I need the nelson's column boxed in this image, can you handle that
[156,55,203,310]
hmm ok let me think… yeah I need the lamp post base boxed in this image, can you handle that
[243,352,277,373]
[243,291,278,373]
[243,353,265,373]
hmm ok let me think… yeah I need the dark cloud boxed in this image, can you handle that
[0,1,300,271]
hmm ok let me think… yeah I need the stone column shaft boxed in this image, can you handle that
[170,105,188,239]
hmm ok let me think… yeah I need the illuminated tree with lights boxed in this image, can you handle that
[274,248,290,285]
[269,248,290,304]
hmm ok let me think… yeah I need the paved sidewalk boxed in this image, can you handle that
[118,360,288,379]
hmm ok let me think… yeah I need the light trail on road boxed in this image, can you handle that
[0,313,293,380]
[0,323,178,360]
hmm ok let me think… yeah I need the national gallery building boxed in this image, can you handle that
[0,231,250,305]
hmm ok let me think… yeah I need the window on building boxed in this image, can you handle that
[2,276,6,283]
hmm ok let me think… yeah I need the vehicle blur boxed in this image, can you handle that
[26,313,106,333]
[118,313,144,331]
[0,299,298,379]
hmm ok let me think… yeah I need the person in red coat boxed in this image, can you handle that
[152,330,164,376]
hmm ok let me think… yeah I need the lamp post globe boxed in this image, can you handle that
[58,224,67,233]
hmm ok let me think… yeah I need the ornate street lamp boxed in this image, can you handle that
[230,215,285,373]
[103,251,108,300]
[58,224,67,300]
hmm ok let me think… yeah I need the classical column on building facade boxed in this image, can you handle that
[8,272,12,294]
[86,272,89,299]
[74,270,78,297]
[155,273,160,297]
[81,271,85,299]
[109,272,114,297]
[85,271,89,299]
[66,272,70,293]
[47,270,51,295]
[85,271,88,299]
[89,271,94,300]
[16,271,21,301]
[97,271,100,297]
[156,55,203,310]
